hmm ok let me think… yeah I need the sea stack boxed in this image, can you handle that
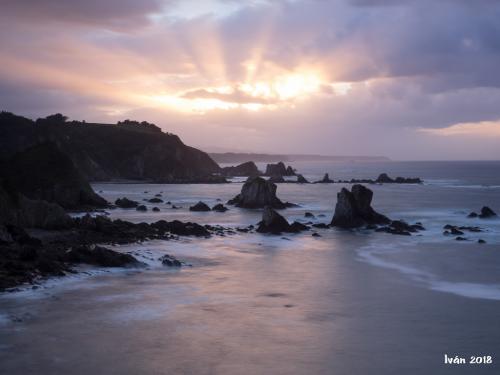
[228,177,288,208]
[315,173,334,183]
[331,184,390,228]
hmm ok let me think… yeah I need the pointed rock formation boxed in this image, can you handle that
[315,173,334,183]
[257,207,308,234]
[264,162,295,176]
[296,174,309,183]
[189,201,211,211]
[330,184,390,228]
[228,177,290,209]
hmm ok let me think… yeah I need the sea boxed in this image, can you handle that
[1,160,500,374]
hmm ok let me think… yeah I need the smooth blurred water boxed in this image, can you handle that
[1,161,500,374]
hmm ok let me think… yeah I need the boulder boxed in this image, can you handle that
[136,205,147,211]
[315,173,334,183]
[65,245,139,267]
[151,220,210,236]
[115,197,139,208]
[228,177,289,209]
[148,197,163,203]
[212,203,228,212]
[152,207,160,212]
[189,201,211,211]
[221,161,261,177]
[330,184,390,228]
[479,206,497,218]
[257,207,307,234]
[304,212,315,218]
[296,174,309,183]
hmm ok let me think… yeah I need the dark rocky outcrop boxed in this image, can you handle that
[65,245,139,267]
[189,201,211,211]
[376,220,425,236]
[331,185,390,228]
[115,197,139,208]
[479,206,497,218]
[1,142,107,209]
[150,220,210,237]
[221,161,261,177]
[0,111,223,183]
[296,174,309,183]
[257,207,308,234]
[148,197,163,203]
[212,203,228,212]
[264,162,295,177]
[228,177,291,209]
[315,173,334,183]
[136,205,147,211]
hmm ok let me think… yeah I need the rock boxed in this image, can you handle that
[376,173,394,183]
[189,201,211,211]
[136,205,147,211]
[148,197,163,203]
[155,193,162,197]
[152,207,160,212]
[456,236,467,241]
[265,162,295,176]
[296,174,309,183]
[65,245,139,267]
[151,220,210,237]
[1,142,108,209]
[268,175,285,183]
[158,254,182,267]
[212,203,228,212]
[479,206,497,218]
[312,223,329,229]
[478,239,486,244]
[228,177,289,209]
[312,232,321,237]
[304,212,315,218]
[221,161,261,177]
[467,212,478,218]
[375,220,424,236]
[315,173,334,183]
[115,197,139,208]
[331,184,390,228]
[256,207,307,234]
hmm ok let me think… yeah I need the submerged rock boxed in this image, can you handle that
[212,203,228,212]
[148,197,163,203]
[330,184,390,228]
[66,245,139,267]
[189,201,211,211]
[228,177,291,209]
[115,197,139,208]
[159,254,182,267]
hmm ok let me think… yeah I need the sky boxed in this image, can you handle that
[1,0,500,160]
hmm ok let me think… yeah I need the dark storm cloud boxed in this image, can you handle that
[0,0,167,29]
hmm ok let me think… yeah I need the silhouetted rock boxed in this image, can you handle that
[189,201,211,211]
[115,197,139,208]
[151,220,210,237]
[296,174,309,183]
[265,162,295,176]
[136,205,147,211]
[257,207,307,234]
[315,173,334,183]
[304,212,315,218]
[376,173,394,183]
[0,111,222,184]
[467,212,478,218]
[221,161,261,177]
[228,177,291,209]
[479,206,497,218]
[376,220,425,236]
[212,203,228,212]
[478,239,486,244]
[1,142,107,209]
[152,207,160,212]
[331,184,390,228]
[148,197,163,203]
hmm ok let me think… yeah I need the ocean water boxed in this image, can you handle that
[1,161,500,374]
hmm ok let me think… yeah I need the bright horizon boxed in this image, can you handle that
[2,0,500,160]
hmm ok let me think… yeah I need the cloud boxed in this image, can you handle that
[419,120,500,137]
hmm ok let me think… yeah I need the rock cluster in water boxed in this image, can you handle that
[330,184,390,228]
[264,162,295,177]
[221,161,261,177]
[257,207,308,234]
[467,206,497,219]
